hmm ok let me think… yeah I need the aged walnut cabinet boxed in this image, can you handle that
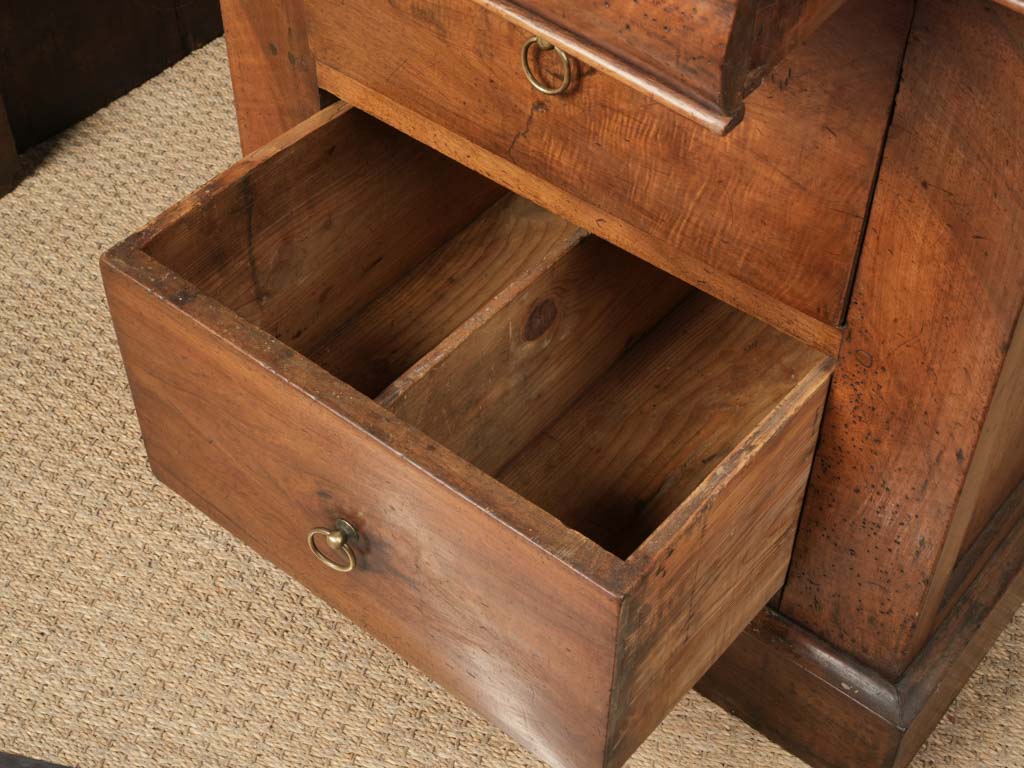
[101,0,1024,767]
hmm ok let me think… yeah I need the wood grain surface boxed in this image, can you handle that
[956,308,1024,560]
[143,104,501,363]
[497,293,826,557]
[317,195,583,397]
[781,0,1024,679]
[699,478,1024,768]
[700,608,904,768]
[480,0,846,125]
[994,0,1024,12]
[383,237,686,480]
[610,358,832,765]
[102,246,622,768]
[307,0,911,350]
[220,0,320,153]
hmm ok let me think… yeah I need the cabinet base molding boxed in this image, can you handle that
[698,478,1024,768]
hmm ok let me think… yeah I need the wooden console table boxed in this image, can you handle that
[101,0,1024,766]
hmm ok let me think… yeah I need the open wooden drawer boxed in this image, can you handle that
[101,104,832,768]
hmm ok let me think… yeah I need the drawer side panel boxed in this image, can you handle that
[607,362,832,767]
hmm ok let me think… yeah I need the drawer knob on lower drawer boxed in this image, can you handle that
[521,36,571,96]
[308,519,360,573]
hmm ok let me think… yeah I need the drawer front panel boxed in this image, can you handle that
[306,0,912,340]
[473,0,848,129]
[102,251,620,768]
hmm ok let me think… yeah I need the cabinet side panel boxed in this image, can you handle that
[781,0,1024,679]
[958,309,1024,558]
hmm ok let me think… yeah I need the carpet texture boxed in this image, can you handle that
[1,39,1022,768]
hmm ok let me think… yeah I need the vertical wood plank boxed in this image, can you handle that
[780,0,1024,679]
[220,0,321,154]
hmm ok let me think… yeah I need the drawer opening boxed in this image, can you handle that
[141,109,522,398]
[138,106,825,560]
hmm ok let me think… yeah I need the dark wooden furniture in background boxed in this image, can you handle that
[0,0,222,187]
[101,0,1024,767]
[0,98,14,195]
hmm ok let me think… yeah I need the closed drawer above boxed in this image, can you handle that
[466,0,849,133]
[305,0,913,352]
[102,104,832,768]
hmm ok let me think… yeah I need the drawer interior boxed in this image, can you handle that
[380,249,823,558]
[142,108,825,560]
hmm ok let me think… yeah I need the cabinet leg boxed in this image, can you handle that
[220,0,321,155]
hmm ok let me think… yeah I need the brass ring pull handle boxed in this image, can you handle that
[521,36,571,96]
[308,519,360,573]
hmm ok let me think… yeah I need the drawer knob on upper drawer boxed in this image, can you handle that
[308,519,360,573]
[521,36,571,96]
